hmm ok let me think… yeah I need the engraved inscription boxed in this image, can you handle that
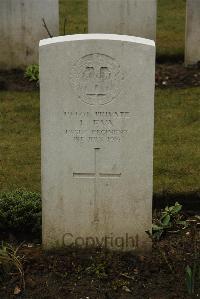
[64,111,131,143]
[70,53,124,105]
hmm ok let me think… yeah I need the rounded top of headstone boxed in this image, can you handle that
[39,34,155,48]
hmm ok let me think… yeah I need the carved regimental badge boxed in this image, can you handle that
[70,53,124,105]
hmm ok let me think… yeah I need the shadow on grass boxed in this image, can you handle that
[153,191,200,212]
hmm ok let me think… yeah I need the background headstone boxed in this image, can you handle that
[0,0,59,70]
[185,0,200,66]
[88,0,157,40]
[40,34,155,251]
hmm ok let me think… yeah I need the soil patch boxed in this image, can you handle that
[156,63,200,88]
[0,223,199,299]
[0,70,38,92]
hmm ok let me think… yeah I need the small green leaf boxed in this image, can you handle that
[152,224,163,231]
[168,206,174,212]
[185,265,193,295]
[177,220,188,228]
[164,206,169,212]
[162,214,171,226]
[171,202,182,214]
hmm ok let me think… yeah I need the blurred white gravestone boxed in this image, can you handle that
[40,34,155,251]
[0,0,59,70]
[185,0,200,66]
[88,0,157,40]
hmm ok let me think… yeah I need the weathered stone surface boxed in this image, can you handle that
[185,0,200,66]
[88,0,157,40]
[0,0,59,70]
[40,34,155,251]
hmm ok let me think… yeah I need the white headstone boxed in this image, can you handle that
[185,0,200,66]
[88,0,157,41]
[40,34,155,252]
[0,0,59,70]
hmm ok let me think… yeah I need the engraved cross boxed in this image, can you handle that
[73,148,121,222]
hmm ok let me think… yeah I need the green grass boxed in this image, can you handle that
[154,88,200,196]
[0,89,199,196]
[0,92,40,192]
[59,0,186,60]
[59,0,87,35]
[157,0,186,60]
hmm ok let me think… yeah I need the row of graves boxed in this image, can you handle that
[0,0,199,252]
[0,0,200,70]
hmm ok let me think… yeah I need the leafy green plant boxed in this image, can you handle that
[0,242,25,289]
[24,64,39,83]
[147,202,188,240]
[161,202,182,223]
[0,189,41,236]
